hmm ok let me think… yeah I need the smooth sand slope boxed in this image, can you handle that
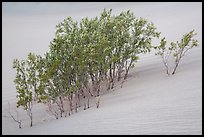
[2,2,202,135]
[2,45,202,135]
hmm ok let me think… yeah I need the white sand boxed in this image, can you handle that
[2,2,202,135]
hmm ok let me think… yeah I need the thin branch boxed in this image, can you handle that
[6,103,22,128]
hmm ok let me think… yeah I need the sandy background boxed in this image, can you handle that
[2,2,202,135]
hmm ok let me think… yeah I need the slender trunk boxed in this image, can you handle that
[90,74,95,93]
[83,96,86,110]
[121,61,133,88]
[124,70,128,80]
[77,91,81,107]
[76,92,79,112]
[95,76,100,96]
[105,71,108,81]
[109,63,112,79]
[172,50,183,75]
[75,102,78,112]
[110,79,114,89]
[172,47,185,75]
[87,86,91,109]
[27,102,33,127]
[124,60,128,80]
[81,89,86,110]
[68,95,73,114]
[162,53,170,75]
[166,67,170,75]
[118,59,125,81]
[88,88,93,97]
[34,81,37,101]
[96,85,100,96]
[108,63,113,90]
[124,61,132,80]
[172,62,179,75]
[99,68,103,81]
[117,64,122,81]
[30,112,32,127]
[87,97,90,108]
[96,96,100,108]
[28,109,33,127]
[88,63,95,89]
[59,96,64,117]
[59,96,64,112]
[19,121,22,128]
[111,63,116,89]
[94,74,100,96]
[113,63,116,80]
[163,60,170,75]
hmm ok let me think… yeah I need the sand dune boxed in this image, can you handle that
[2,2,202,135]
[2,44,202,135]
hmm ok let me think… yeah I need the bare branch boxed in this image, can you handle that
[5,102,22,129]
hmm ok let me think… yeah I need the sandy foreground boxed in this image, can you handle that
[2,45,202,135]
[2,2,202,135]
